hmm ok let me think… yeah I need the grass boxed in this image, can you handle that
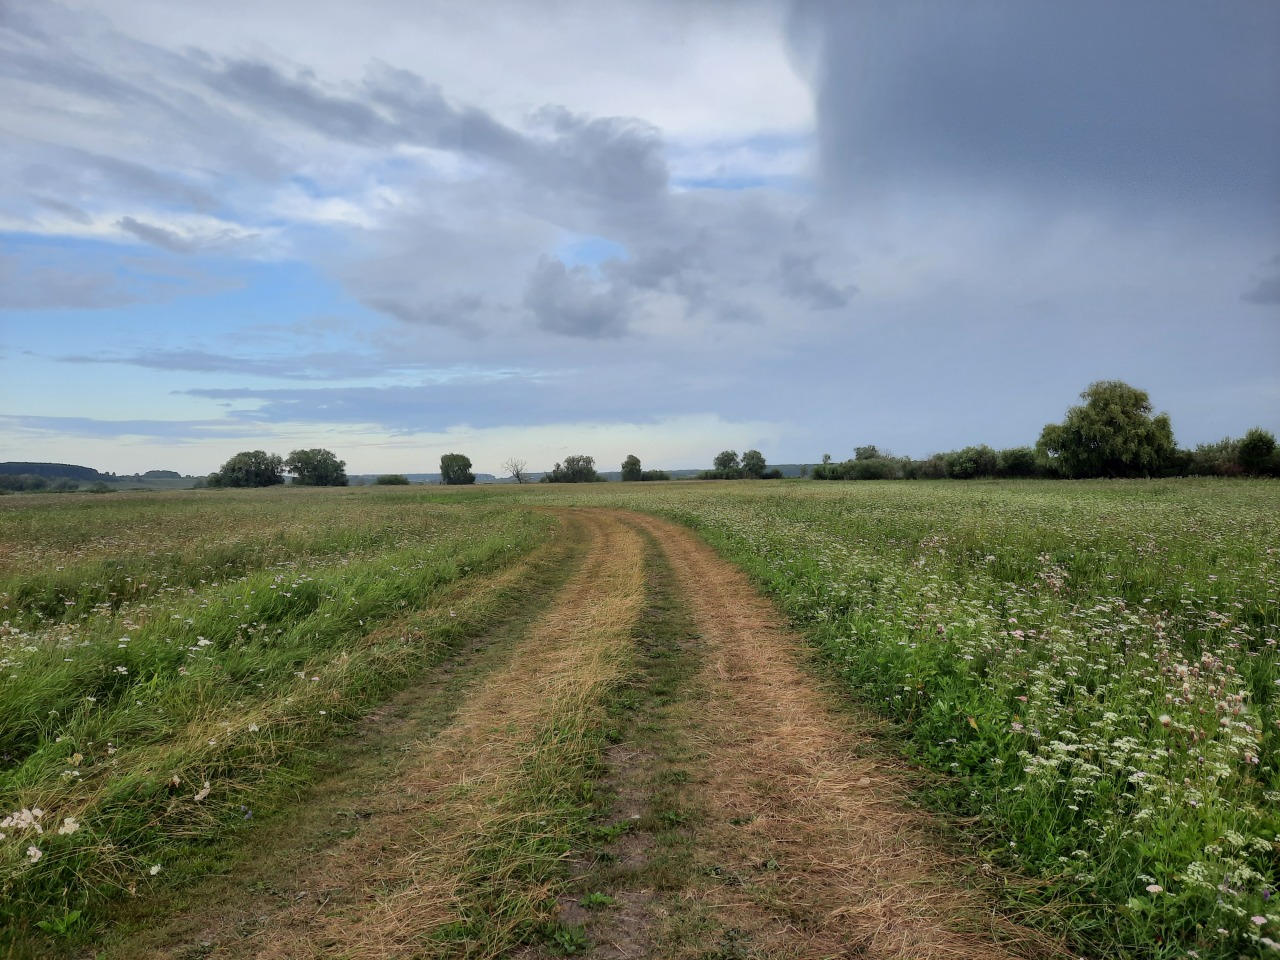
[0,489,556,950]
[517,478,1280,959]
[4,478,1277,958]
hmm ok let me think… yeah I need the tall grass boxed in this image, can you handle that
[0,491,554,937]
[520,478,1280,958]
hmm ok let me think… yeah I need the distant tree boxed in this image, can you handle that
[1188,438,1242,477]
[996,447,1039,478]
[0,474,48,492]
[741,449,767,478]
[375,474,410,485]
[285,448,348,486]
[207,451,284,488]
[713,450,741,473]
[945,445,998,479]
[1238,428,1277,475]
[440,453,476,485]
[854,445,881,461]
[821,453,832,465]
[1036,381,1175,478]
[142,470,182,480]
[503,457,529,484]
[640,469,671,481]
[621,454,643,482]
[540,454,604,483]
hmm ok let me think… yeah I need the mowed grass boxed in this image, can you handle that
[508,478,1280,958]
[0,487,556,947]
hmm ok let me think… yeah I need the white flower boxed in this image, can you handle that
[248,723,259,732]
[115,666,128,674]
[193,781,211,801]
[149,864,162,876]
[26,846,42,863]
[1146,883,1163,894]
[57,817,79,835]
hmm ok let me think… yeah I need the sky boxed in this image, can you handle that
[1,0,1277,477]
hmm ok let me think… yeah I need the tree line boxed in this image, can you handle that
[168,381,1280,492]
[813,381,1278,481]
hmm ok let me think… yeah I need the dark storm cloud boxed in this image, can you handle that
[524,256,632,339]
[777,253,856,310]
[793,0,1280,213]
[1242,255,1280,306]
[1243,276,1280,306]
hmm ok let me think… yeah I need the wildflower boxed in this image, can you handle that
[248,723,259,732]
[1146,883,1163,894]
[57,817,79,835]
[149,864,162,876]
[1254,916,1269,926]
[193,781,211,801]
[26,846,41,863]
[115,666,128,674]
[1158,715,1172,727]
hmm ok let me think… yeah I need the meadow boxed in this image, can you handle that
[1,479,1277,958]
[523,478,1280,958]
[0,488,558,942]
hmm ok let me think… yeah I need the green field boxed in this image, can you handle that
[2,479,1278,958]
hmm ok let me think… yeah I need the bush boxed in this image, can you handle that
[375,474,410,485]
[440,453,475,485]
[0,474,48,492]
[944,445,998,479]
[996,447,1039,478]
[285,448,348,486]
[207,451,284,488]
[1238,428,1277,475]
[640,470,670,481]
[540,455,604,483]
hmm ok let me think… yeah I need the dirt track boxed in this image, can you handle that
[98,509,1060,960]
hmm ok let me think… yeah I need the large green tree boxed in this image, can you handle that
[285,448,348,486]
[1036,381,1175,478]
[1238,428,1277,475]
[207,451,284,488]
[439,453,475,485]
[741,449,766,478]
[621,454,642,481]
[540,454,604,483]
[713,450,740,472]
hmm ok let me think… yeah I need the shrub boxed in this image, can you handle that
[375,474,410,485]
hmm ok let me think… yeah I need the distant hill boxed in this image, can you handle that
[0,462,108,481]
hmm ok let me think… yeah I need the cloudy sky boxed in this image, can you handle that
[1,0,1276,476]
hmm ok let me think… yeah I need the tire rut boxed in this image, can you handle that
[613,510,1066,960]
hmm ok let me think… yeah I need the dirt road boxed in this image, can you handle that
[98,509,1061,960]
